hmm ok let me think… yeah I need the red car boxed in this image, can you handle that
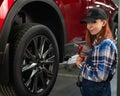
[0,0,118,96]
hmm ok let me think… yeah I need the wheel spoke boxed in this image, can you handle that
[25,69,38,87]
[39,37,46,58]
[41,55,55,66]
[43,44,53,58]
[32,75,38,93]
[43,68,53,78]
[33,38,39,56]
[39,71,46,89]
[25,48,36,62]
[46,55,55,63]
[42,44,55,65]
[22,63,37,72]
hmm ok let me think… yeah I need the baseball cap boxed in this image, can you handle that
[80,7,108,24]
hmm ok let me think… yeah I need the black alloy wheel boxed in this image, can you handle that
[0,23,59,96]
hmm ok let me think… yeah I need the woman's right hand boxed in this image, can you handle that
[75,55,86,68]
[75,56,82,68]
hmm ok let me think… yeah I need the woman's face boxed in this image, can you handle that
[87,19,106,35]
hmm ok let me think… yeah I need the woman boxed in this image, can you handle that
[75,7,118,96]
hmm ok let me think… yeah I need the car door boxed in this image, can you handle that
[56,0,89,43]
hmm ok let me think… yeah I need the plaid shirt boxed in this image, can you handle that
[80,39,118,82]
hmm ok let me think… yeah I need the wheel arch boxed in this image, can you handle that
[1,0,66,60]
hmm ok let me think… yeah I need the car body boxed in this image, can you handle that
[0,0,118,96]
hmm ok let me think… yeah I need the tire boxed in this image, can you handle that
[0,23,59,96]
[112,22,118,44]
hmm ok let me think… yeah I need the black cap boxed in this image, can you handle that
[80,7,108,24]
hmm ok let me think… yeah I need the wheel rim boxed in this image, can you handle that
[21,35,56,94]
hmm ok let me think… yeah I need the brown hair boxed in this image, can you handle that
[85,20,114,48]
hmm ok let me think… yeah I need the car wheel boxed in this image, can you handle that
[0,23,59,96]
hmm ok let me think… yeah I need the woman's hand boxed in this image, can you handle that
[75,56,82,68]
[75,55,86,68]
